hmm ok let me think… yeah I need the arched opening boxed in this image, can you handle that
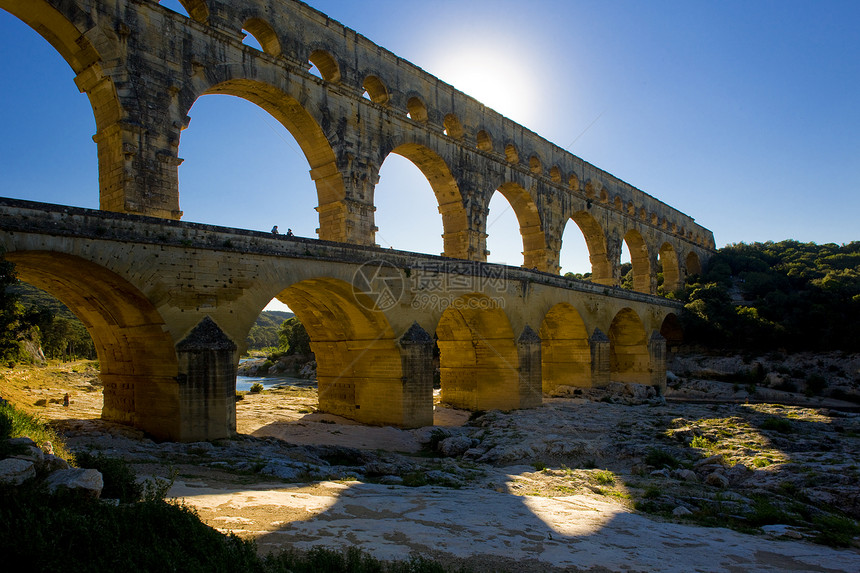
[658,242,681,293]
[540,303,591,392]
[0,2,122,213]
[476,129,493,152]
[443,113,464,139]
[406,96,428,122]
[488,183,547,270]
[529,155,542,175]
[374,153,441,254]
[549,166,562,183]
[377,143,468,258]
[362,75,389,105]
[4,251,180,439]
[622,229,652,293]
[308,49,341,82]
[686,251,702,277]
[571,174,582,193]
[179,79,346,240]
[436,294,520,411]
[276,278,426,426]
[159,0,208,24]
[504,143,519,164]
[242,18,281,57]
[560,212,612,284]
[608,308,650,385]
[660,313,684,349]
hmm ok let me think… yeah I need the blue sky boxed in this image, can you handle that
[1,0,858,278]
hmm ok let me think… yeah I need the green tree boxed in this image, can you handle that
[0,252,22,363]
[278,317,312,356]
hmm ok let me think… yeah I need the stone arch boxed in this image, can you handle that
[0,1,125,214]
[242,17,281,56]
[436,294,520,411]
[476,129,493,152]
[362,74,389,104]
[529,155,542,175]
[4,251,180,439]
[308,49,341,82]
[658,242,681,293]
[504,143,519,164]
[685,251,702,276]
[622,229,652,293]
[186,78,347,242]
[599,188,609,203]
[277,278,421,425]
[494,182,547,270]
[563,211,612,285]
[548,166,561,183]
[614,196,623,210]
[161,0,209,23]
[406,96,428,122]
[608,308,650,384]
[383,143,469,258]
[660,313,684,348]
[540,303,591,392]
[443,113,464,139]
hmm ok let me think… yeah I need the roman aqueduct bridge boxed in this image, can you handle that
[0,0,715,440]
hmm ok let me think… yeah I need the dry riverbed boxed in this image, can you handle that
[2,359,860,572]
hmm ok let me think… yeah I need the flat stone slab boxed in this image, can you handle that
[170,479,860,572]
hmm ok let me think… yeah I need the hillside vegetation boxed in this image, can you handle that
[680,240,860,352]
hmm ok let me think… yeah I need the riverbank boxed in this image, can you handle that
[2,359,859,571]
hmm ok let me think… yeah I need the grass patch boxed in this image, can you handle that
[759,417,793,433]
[263,546,472,572]
[690,435,717,450]
[812,514,860,547]
[593,470,614,485]
[0,400,72,461]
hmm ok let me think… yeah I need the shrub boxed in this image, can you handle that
[645,448,680,469]
[594,470,614,485]
[74,451,143,503]
[249,382,264,394]
[643,485,661,499]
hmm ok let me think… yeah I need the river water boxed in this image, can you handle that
[235,374,317,392]
[236,358,317,392]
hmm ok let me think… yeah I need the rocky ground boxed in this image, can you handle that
[2,356,860,572]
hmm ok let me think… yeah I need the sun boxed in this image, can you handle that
[428,43,539,129]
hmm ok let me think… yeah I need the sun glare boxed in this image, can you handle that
[429,45,538,128]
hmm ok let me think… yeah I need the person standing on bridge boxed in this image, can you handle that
[271,225,279,235]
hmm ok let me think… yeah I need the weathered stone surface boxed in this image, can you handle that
[44,468,104,498]
[705,472,730,488]
[0,458,36,485]
[673,469,699,482]
[439,436,473,457]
